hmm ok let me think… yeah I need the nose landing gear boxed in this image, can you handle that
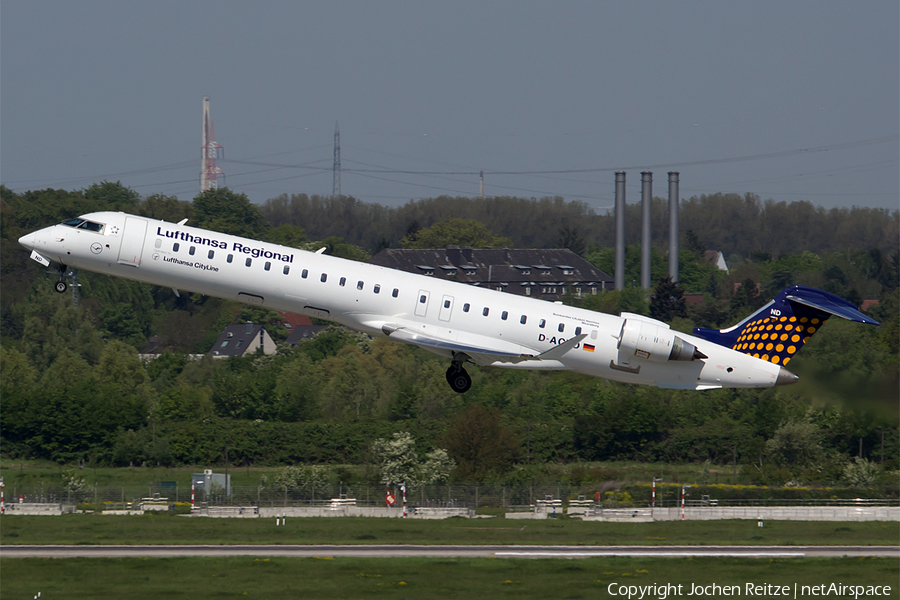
[53,264,69,293]
[49,265,81,306]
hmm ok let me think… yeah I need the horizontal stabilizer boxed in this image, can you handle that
[785,290,879,325]
[693,285,878,368]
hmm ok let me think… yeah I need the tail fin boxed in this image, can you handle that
[693,285,879,366]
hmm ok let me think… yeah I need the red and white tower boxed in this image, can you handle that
[200,96,224,192]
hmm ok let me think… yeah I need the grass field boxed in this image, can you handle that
[2,513,898,546]
[2,556,897,599]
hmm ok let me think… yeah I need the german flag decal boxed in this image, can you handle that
[583,343,595,352]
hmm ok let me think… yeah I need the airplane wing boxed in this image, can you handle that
[382,325,586,366]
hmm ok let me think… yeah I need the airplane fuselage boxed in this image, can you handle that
[19,211,795,391]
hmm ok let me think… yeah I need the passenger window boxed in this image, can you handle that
[501,311,508,320]
[392,288,399,298]
[357,281,364,290]
[208,250,214,259]
[575,326,582,335]
[264,262,271,271]
[339,277,347,287]
[558,323,565,332]
[482,307,489,317]
[520,315,527,325]
[154,239,162,248]
[302,269,308,279]
[320,273,327,282]
[245,258,252,267]
[539,319,546,329]
[227,254,233,263]
[283,265,290,275]
[444,300,451,309]
[189,246,196,256]
[419,295,427,304]
[173,243,180,252]
[374,284,381,294]
[591,330,598,340]
[463,303,470,312]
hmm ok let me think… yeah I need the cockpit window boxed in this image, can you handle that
[80,221,104,232]
[61,218,104,233]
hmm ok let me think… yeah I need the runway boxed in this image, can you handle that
[3,545,898,559]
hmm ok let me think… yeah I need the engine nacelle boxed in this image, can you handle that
[617,319,706,365]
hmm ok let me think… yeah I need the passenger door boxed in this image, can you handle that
[117,217,148,266]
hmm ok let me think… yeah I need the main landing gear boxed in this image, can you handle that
[445,355,472,394]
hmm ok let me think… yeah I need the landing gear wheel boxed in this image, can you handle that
[54,281,68,294]
[446,366,472,394]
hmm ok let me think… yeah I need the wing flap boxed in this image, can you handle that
[382,327,586,365]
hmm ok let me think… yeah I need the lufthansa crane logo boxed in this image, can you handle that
[90,242,103,254]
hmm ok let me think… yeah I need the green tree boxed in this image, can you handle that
[650,276,687,322]
[273,354,320,421]
[371,432,455,489]
[100,301,150,347]
[82,181,140,212]
[96,340,152,396]
[306,236,370,261]
[265,224,306,248]
[441,405,519,480]
[191,188,269,238]
[765,420,824,469]
[554,226,586,255]
[136,193,192,222]
[401,218,512,249]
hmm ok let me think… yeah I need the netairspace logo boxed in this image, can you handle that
[605,582,893,599]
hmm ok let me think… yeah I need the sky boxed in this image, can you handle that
[2,1,898,213]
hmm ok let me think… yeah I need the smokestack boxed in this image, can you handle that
[641,171,652,290]
[668,172,680,282]
[614,172,626,290]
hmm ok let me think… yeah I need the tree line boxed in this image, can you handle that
[1,183,897,488]
[259,192,899,258]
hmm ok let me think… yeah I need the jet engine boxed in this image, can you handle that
[617,318,707,365]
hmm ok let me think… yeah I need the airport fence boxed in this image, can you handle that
[5,483,900,510]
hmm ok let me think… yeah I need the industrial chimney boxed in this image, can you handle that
[668,172,680,282]
[640,172,652,290]
[614,172,626,290]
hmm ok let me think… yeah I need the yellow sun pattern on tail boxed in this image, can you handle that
[730,315,829,365]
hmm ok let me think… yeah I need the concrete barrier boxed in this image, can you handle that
[582,506,900,522]
[581,508,653,522]
[188,505,473,519]
[3,503,76,516]
[505,511,548,520]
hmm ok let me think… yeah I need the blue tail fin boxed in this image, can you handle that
[693,285,879,366]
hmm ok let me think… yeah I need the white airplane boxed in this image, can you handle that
[18,211,879,393]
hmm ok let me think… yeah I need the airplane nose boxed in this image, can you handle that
[774,366,799,386]
[18,232,37,249]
